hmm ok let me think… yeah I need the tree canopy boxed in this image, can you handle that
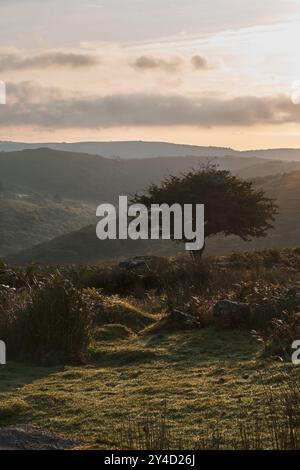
[132,167,278,251]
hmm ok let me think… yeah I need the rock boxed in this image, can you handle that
[169,309,200,326]
[213,300,251,329]
[0,425,78,450]
[119,256,158,270]
[142,309,200,334]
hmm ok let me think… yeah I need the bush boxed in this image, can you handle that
[184,295,217,327]
[1,275,91,365]
[0,285,26,347]
[68,256,211,299]
[233,280,300,329]
[254,312,300,358]
[231,280,300,357]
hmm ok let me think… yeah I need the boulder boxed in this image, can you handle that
[142,309,200,334]
[119,256,158,270]
[169,309,200,326]
[213,300,251,329]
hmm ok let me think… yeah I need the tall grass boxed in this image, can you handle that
[112,379,300,450]
[0,274,91,365]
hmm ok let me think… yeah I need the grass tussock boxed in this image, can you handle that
[85,289,156,332]
[0,274,91,365]
[0,398,29,423]
[93,324,135,342]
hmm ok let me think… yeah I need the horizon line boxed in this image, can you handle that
[1,139,300,153]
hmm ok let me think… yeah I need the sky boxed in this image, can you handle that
[0,0,300,149]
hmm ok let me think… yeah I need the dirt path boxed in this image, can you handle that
[0,425,77,450]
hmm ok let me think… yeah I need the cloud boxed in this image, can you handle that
[133,55,183,73]
[0,51,98,72]
[1,81,300,129]
[133,54,212,73]
[191,55,211,70]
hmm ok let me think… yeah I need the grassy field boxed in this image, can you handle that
[1,249,300,449]
[0,326,298,449]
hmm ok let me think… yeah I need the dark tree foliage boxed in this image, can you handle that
[132,167,278,254]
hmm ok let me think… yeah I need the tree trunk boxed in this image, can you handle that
[189,240,206,262]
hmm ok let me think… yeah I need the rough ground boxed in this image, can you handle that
[0,328,297,449]
[0,425,77,450]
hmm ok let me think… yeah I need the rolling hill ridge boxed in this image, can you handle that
[1,147,300,261]
[6,170,300,265]
[2,140,300,161]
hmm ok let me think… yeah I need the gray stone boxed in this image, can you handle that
[142,309,200,335]
[169,309,200,326]
[213,300,251,329]
[119,256,158,270]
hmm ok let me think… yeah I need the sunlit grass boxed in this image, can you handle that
[0,327,298,448]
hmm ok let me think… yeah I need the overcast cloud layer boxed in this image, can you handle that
[0,0,300,148]
[1,0,298,45]
[2,81,299,129]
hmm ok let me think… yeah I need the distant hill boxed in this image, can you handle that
[206,170,300,255]
[1,140,300,161]
[2,147,300,259]
[6,170,300,265]
[0,141,237,159]
[0,193,94,257]
[1,148,300,204]
[5,226,181,265]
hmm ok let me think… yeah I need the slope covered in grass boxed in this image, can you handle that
[6,169,300,264]
[0,328,298,449]
[0,193,94,256]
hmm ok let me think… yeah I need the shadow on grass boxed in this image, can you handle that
[90,327,261,370]
[141,327,261,366]
[91,347,161,366]
[0,362,63,394]
[0,363,64,427]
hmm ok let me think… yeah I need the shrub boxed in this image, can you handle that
[0,285,27,348]
[254,312,300,358]
[2,275,91,365]
[231,280,300,356]
[68,256,211,299]
[184,295,217,327]
[233,280,300,329]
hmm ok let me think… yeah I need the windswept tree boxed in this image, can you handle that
[132,167,278,259]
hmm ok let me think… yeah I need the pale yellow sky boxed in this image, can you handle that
[0,0,300,149]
